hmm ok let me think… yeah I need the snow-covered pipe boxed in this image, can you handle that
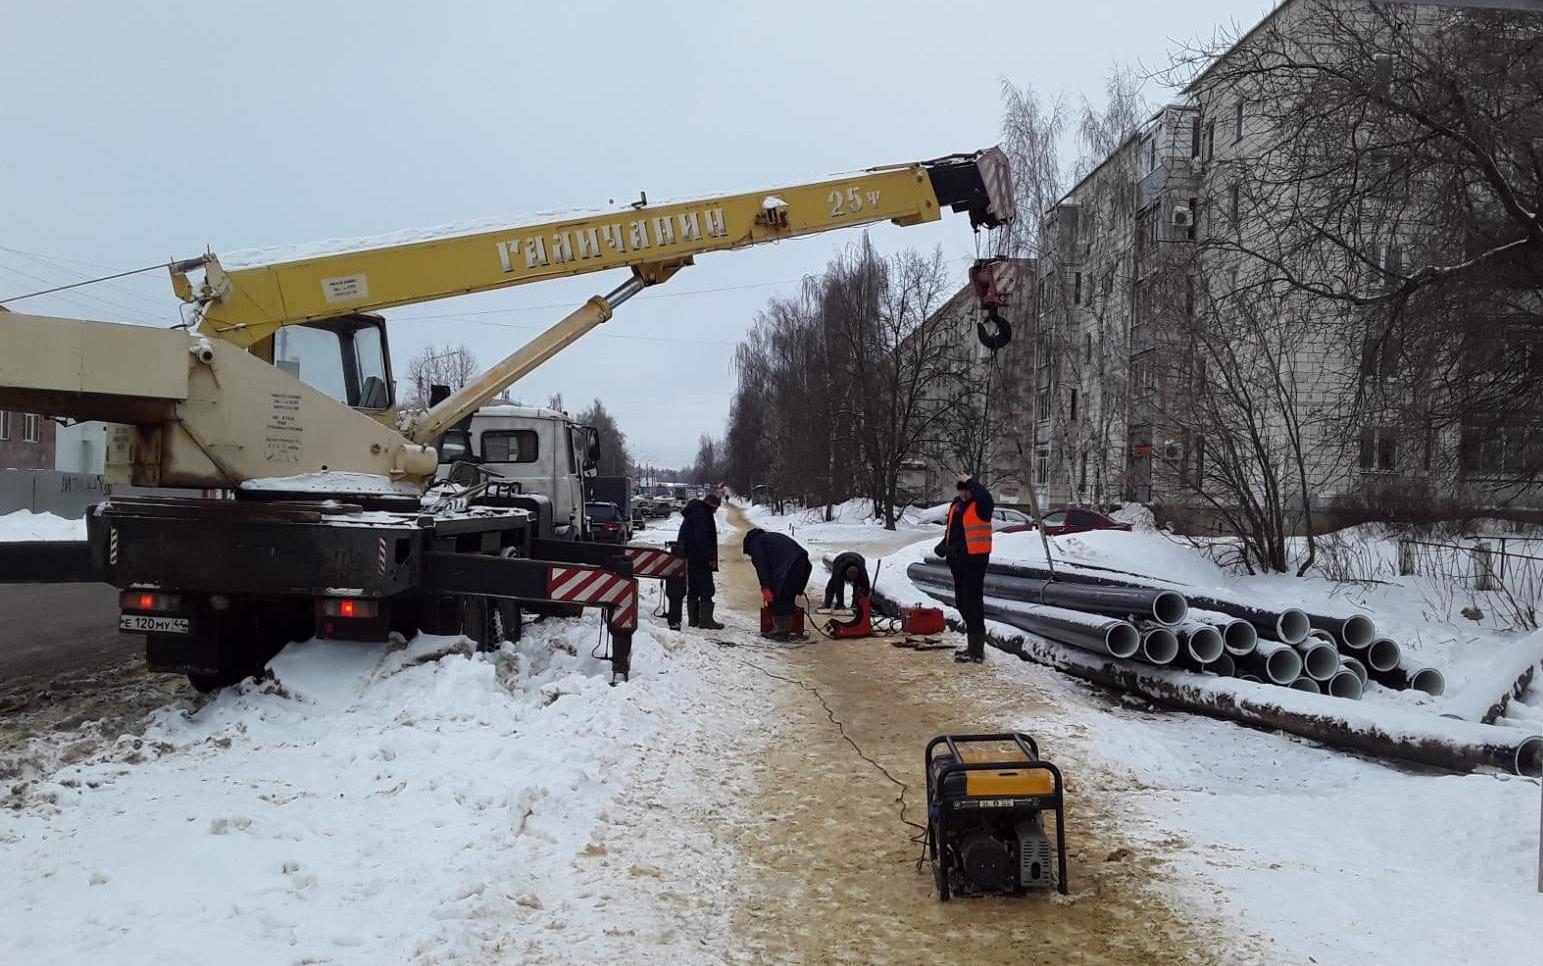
[1308,628,1337,646]
[895,582,1543,776]
[1293,637,1342,682]
[1339,654,1369,687]
[1328,668,1364,700]
[1139,628,1180,666]
[1210,652,1236,677]
[1434,632,1543,722]
[1189,610,1258,656]
[908,569,1140,659]
[1370,659,1447,697]
[1290,676,1321,693]
[1178,623,1225,664]
[958,559,1301,642]
[1308,612,1377,650]
[963,567,1189,626]
[1236,638,1303,685]
[1359,637,1402,673]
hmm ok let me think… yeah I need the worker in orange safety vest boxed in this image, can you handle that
[941,474,994,662]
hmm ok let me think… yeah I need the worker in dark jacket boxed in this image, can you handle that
[819,551,871,612]
[676,493,724,630]
[941,474,994,663]
[742,528,812,640]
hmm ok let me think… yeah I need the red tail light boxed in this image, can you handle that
[120,591,183,612]
[317,598,379,619]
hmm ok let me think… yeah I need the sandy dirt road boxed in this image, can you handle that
[710,506,1234,965]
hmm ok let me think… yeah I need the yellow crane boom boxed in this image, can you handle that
[177,149,1013,350]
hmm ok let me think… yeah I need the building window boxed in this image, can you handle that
[1073,271,1082,305]
[1229,183,1241,224]
[1460,424,1540,477]
[1186,195,1198,240]
[1185,275,1196,319]
[1360,325,1401,379]
[1079,453,1088,489]
[1190,117,1202,158]
[1204,121,1215,160]
[1359,427,1397,472]
[1084,332,1093,363]
[1035,450,1050,486]
[23,413,41,443]
[1070,388,1079,421]
[1233,99,1244,143]
[0,410,8,441]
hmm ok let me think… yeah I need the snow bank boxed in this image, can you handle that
[0,509,86,541]
[0,618,735,964]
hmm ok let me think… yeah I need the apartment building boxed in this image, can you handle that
[0,408,56,470]
[1027,0,1543,526]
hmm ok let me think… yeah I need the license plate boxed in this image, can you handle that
[119,614,190,634]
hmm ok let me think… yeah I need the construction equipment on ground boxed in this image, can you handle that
[925,732,1068,900]
[0,149,1014,687]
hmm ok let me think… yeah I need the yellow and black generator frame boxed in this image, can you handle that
[925,732,1068,900]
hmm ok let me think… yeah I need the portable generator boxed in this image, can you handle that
[901,606,945,635]
[925,732,1068,900]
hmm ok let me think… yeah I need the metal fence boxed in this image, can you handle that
[1397,536,1543,630]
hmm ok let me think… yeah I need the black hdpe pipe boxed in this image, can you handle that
[904,581,1543,777]
[964,557,1310,644]
[912,561,1188,626]
[1369,659,1447,697]
[908,569,1139,659]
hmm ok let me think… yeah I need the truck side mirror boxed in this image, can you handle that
[586,427,601,464]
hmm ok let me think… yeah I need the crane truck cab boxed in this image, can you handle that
[436,405,599,540]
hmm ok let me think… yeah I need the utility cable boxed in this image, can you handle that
[0,261,168,304]
[713,644,928,865]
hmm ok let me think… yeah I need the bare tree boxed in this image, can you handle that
[574,398,632,477]
[403,343,478,409]
[1167,0,1543,508]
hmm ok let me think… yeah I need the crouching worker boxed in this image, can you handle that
[819,551,871,613]
[743,528,812,640]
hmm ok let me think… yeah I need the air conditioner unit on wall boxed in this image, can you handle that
[1171,207,1193,227]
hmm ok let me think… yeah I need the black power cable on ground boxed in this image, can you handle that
[714,645,929,865]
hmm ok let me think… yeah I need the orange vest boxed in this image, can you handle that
[946,499,993,555]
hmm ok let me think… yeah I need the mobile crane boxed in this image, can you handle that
[0,149,1013,688]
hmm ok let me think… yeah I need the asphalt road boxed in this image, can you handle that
[0,583,137,687]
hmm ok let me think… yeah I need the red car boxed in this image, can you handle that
[1001,507,1132,537]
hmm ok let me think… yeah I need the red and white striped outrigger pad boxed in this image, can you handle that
[622,546,686,579]
[545,565,638,630]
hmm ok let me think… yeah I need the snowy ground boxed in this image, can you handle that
[0,509,85,541]
[741,498,1543,966]
[0,616,747,965]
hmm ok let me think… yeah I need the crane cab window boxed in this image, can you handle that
[481,430,540,463]
[273,318,393,410]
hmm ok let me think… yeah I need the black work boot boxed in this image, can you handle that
[698,600,725,630]
[953,632,986,663]
[687,599,701,628]
[763,612,793,642]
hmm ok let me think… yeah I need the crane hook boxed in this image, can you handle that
[976,306,1012,353]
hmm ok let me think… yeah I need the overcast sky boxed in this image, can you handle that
[1,0,1267,468]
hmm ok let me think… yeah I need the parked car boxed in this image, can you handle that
[991,508,1032,531]
[1001,506,1132,537]
[585,501,632,544]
